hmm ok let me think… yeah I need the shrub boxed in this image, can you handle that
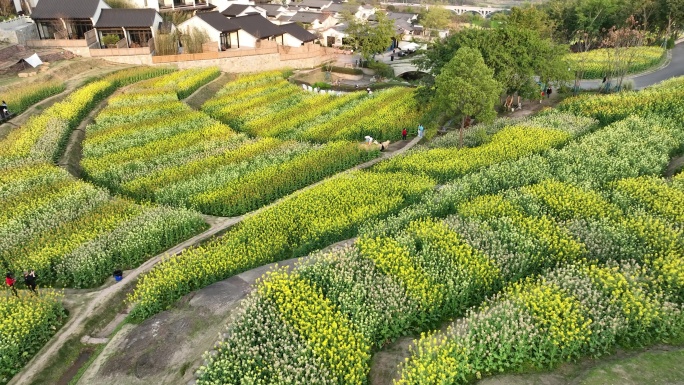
[328,66,363,75]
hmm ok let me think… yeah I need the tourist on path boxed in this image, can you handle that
[418,124,424,138]
[23,271,37,294]
[5,272,17,296]
[402,128,407,140]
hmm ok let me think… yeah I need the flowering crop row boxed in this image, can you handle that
[558,80,684,125]
[376,125,571,183]
[611,176,684,226]
[201,78,291,116]
[327,89,421,142]
[252,92,368,139]
[366,113,681,238]
[0,67,173,166]
[299,87,418,142]
[137,67,220,99]
[0,163,207,288]
[196,268,369,385]
[426,111,597,149]
[566,46,666,79]
[243,92,337,136]
[0,79,65,117]
[193,175,678,383]
[397,261,684,384]
[82,83,380,215]
[128,171,435,320]
[202,71,420,142]
[190,141,379,216]
[216,70,284,95]
[203,81,301,129]
[0,291,66,384]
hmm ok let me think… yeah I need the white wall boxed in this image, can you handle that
[233,30,257,47]
[210,0,255,12]
[282,32,304,47]
[128,0,160,10]
[178,17,222,50]
[92,0,111,25]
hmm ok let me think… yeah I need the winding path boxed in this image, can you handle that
[9,128,421,385]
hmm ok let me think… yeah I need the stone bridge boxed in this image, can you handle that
[382,2,508,17]
[442,5,507,16]
[389,60,424,76]
[382,2,510,17]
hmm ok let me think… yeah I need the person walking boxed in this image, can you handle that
[0,101,7,119]
[418,124,424,138]
[23,270,37,294]
[402,128,408,140]
[5,272,17,296]
[546,87,552,99]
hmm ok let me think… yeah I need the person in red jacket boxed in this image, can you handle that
[402,128,408,140]
[5,272,17,296]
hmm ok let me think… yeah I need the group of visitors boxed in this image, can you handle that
[5,270,37,296]
[365,123,425,151]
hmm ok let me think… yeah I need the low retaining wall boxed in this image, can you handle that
[91,47,152,57]
[19,40,335,72]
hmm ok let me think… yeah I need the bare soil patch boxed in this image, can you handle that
[666,154,684,177]
[79,257,302,385]
[184,72,233,110]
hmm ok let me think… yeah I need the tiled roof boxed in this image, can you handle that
[289,11,328,24]
[230,14,284,39]
[280,22,316,42]
[260,4,285,17]
[298,0,332,9]
[196,11,241,32]
[221,4,251,17]
[32,0,104,19]
[95,8,157,28]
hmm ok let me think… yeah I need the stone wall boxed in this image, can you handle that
[0,17,38,45]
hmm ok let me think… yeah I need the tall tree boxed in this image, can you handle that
[508,6,554,38]
[346,12,396,60]
[419,6,452,35]
[416,25,570,101]
[434,47,501,148]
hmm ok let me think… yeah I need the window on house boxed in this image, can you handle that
[66,19,93,39]
[129,29,153,47]
[37,21,57,39]
[220,32,231,51]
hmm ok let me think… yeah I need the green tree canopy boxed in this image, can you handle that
[419,6,452,32]
[416,25,570,99]
[434,47,501,147]
[346,12,396,60]
[508,6,554,38]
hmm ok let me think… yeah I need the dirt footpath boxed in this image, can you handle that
[78,256,300,385]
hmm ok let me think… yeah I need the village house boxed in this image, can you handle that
[260,4,288,21]
[288,11,335,31]
[319,22,347,47]
[177,11,241,50]
[279,22,317,46]
[325,3,374,20]
[94,8,162,48]
[180,12,293,49]
[221,4,267,17]
[31,0,108,40]
[296,0,332,11]
[157,0,216,12]
[229,13,286,45]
